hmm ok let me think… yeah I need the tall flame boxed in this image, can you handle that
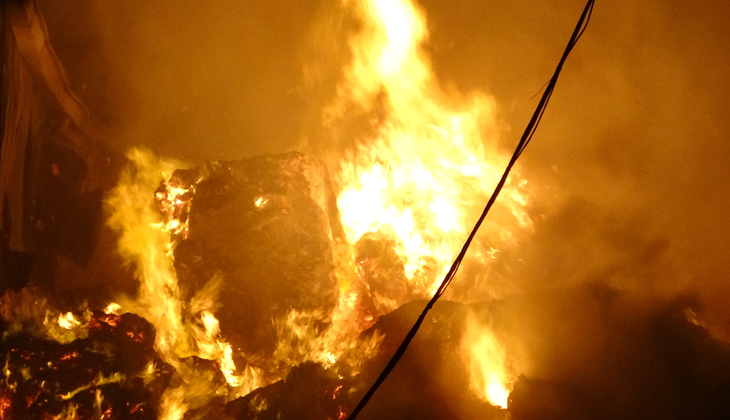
[333,0,531,302]
[461,314,514,409]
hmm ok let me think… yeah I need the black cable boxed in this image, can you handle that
[345,1,595,418]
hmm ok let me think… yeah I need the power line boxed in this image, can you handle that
[345,0,595,418]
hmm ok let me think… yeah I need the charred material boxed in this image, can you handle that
[354,233,411,316]
[0,310,170,420]
[174,152,344,357]
[226,362,345,420]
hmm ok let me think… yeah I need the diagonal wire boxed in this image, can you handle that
[346,0,595,418]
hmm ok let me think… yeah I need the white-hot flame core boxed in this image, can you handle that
[104,302,122,315]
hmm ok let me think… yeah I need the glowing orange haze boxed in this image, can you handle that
[333,0,527,408]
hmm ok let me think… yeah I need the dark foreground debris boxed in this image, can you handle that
[2,288,730,420]
[0,311,171,420]
[224,290,730,420]
[226,300,504,420]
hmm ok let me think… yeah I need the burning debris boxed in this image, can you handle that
[225,300,505,420]
[173,152,343,358]
[0,303,169,420]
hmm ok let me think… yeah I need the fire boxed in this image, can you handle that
[106,149,195,363]
[333,0,531,304]
[103,302,121,315]
[461,314,514,409]
[57,312,81,330]
[106,149,266,419]
[105,147,386,420]
[273,307,382,374]
[93,0,530,416]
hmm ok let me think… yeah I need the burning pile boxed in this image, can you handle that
[4,0,730,419]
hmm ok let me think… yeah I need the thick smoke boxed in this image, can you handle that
[39,0,730,402]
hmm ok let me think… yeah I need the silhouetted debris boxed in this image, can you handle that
[226,362,345,420]
[224,293,730,420]
[354,232,410,316]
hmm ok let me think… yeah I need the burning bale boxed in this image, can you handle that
[173,152,344,358]
[225,300,506,420]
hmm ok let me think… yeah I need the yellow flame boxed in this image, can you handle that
[461,314,513,408]
[334,0,531,300]
[107,149,191,360]
[107,149,267,419]
[273,308,382,374]
[57,312,81,330]
[40,309,90,344]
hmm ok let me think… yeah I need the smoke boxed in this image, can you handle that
[38,0,730,401]
[39,0,322,162]
[413,0,730,397]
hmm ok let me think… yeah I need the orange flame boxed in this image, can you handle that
[333,0,531,303]
[107,149,267,419]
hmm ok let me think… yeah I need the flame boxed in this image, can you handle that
[461,314,513,408]
[273,307,382,374]
[254,196,269,208]
[104,302,122,315]
[107,149,267,419]
[95,1,532,416]
[57,312,81,330]
[333,0,531,302]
